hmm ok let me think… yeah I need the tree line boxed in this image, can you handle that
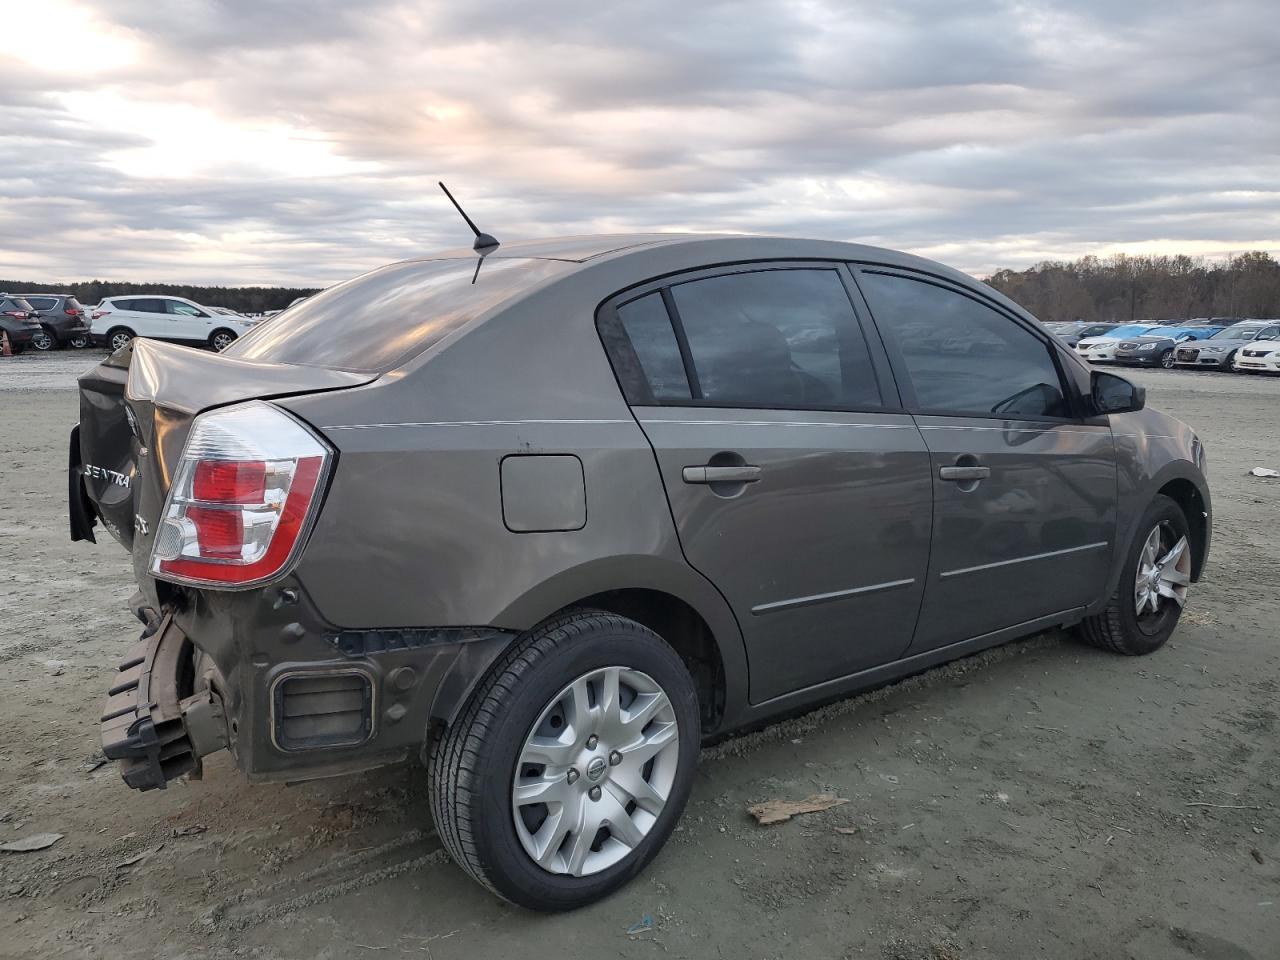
[0,280,320,315]
[985,251,1280,323]
[8,249,1280,322]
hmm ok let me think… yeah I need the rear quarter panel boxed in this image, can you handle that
[276,261,749,699]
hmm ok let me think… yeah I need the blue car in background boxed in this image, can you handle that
[1112,323,1226,368]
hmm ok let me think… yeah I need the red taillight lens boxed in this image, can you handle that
[150,402,331,589]
[92,310,110,320]
[185,506,244,557]
[193,459,266,503]
[65,307,81,317]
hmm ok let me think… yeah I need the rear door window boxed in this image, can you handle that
[230,257,571,373]
[857,271,1071,419]
[614,293,692,401]
[666,268,882,410]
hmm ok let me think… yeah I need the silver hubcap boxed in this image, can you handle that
[1161,352,1175,368]
[1134,525,1191,616]
[33,331,52,350]
[511,665,679,877]
[213,334,232,350]
[111,333,130,351]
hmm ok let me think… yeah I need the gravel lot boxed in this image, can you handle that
[1,352,1277,960]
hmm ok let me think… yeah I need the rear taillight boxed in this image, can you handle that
[65,307,81,317]
[3,310,26,318]
[92,309,110,320]
[150,401,332,588]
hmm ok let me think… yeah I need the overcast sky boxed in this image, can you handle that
[1,0,1277,286]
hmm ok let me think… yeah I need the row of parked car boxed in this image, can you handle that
[0,292,262,354]
[1048,318,1280,374]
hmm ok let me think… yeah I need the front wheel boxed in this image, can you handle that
[429,611,700,911]
[1159,348,1175,369]
[1077,494,1192,655]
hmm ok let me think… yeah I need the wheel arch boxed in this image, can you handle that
[491,555,748,736]
[1100,459,1210,618]
[1156,475,1209,582]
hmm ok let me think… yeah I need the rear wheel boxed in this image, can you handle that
[32,326,56,351]
[1077,494,1191,655]
[429,611,700,911]
[209,329,236,351]
[68,335,89,349]
[107,327,134,352]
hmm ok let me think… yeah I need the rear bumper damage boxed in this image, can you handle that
[100,611,228,791]
[99,588,518,792]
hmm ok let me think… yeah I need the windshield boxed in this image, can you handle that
[1211,323,1263,340]
[229,257,572,373]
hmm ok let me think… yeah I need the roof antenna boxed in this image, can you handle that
[438,181,499,253]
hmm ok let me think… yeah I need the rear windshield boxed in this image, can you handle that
[230,257,572,373]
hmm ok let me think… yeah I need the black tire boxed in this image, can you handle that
[429,610,700,911]
[1158,348,1175,369]
[209,329,236,352]
[1077,494,1191,655]
[106,327,134,352]
[32,326,57,351]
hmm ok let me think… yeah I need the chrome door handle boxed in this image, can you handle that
[682,465,762,484]
[939,465,991,482]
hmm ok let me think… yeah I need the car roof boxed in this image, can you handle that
[393,233,988,292]
[411,233,734,263]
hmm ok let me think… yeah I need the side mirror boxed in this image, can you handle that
[1091,370,1145,415]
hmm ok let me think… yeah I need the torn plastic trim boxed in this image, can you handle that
[100,614,228,791]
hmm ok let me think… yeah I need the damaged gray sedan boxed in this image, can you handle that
[70,233,1211,910]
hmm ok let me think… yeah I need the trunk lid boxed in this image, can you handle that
[74,339,372,556]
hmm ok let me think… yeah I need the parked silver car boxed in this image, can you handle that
[71,234,1211,910]
[1173,320,1280,369]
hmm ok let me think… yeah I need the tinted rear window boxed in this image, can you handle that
[26,297,57,310]
[230,258,571,373]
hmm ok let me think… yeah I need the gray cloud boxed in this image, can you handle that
[0,0,1277,285]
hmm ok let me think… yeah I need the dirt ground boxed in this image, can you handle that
[1,352,1277,960]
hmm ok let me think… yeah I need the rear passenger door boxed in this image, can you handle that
[852,268,1118,654]
[598,264,934,704]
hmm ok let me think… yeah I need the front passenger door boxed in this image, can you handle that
[854,270,1118,654]
[166,300,209,341]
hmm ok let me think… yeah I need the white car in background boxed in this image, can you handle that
[1074,324,1160,362]
[1233,339,1280,374]
[90,296,257,352]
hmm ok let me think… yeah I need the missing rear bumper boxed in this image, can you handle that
[100,615,228,791]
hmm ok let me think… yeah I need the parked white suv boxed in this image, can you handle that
[90,296,256,352]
